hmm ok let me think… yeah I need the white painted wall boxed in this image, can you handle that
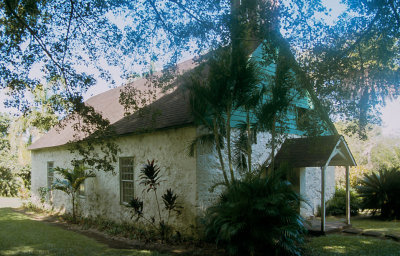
[195,131,274,213]
[300,166,336,217]
[31,125,336,230]
[31,126,198,231]
[195,130,336,219]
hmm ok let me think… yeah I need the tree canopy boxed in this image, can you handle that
[301,0,400,136]
[1,0,399,137]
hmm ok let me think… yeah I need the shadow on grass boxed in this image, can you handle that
[0,208,164,256]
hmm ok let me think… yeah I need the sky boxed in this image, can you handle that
[0,0,399,135]
[381,100,400,136]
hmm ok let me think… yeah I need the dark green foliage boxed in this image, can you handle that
[17,165,31,190]
[205,168,306,256]
[128,197,144,220]
[357,167,400,219]
[325,188,361,216]
[140,159,162,192]
[0,166,18,197]
[162,189,182,214]
[127,159,183,242]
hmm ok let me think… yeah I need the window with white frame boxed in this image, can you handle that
[120,157,134,204]
[47,161,54,189]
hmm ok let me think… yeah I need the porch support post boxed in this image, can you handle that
[346,165,351,225]
[321,166,326,233]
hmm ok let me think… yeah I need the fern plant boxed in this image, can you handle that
[205,167,306,256]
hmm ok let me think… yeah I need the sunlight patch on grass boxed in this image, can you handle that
[322,245,346,253]
[360,240,373,245]
[137,251,152,254]
[2,246,47,256]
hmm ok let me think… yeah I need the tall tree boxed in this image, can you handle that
[303,0,400,137]
[1,0,399,152]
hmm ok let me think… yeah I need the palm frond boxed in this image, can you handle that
[357,167,400,218]
[139,159,162,192]
[204,166,306,255]
[186,133,215,157]
[233,130,248,173]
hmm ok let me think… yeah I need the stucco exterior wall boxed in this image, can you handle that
[31,126,198,231]
[195,131,336,219]
[31,125,337,228]
[299,166,336,217]
[195,131,274,213]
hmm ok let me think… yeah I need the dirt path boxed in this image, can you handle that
[0,197,23,208]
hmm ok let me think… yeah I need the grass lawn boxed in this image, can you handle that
[351,218,400,234]
[304,234,400,256]
[326,215,400,234]
[0,207,168,256]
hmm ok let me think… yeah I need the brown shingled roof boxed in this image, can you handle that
[113,87,193,135]
[274,135,356,167]
[29,59,198,150]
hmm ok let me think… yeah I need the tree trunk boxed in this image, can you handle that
[357,45,369,136]
[270,114,276,171]
[226,107,235,182]
[154,190,162,222]
[72,194,76,222]
[213,118,229,185]
[246,110,252,172]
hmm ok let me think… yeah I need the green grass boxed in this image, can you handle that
[0,207,168,256]
[351,218,400,234]
[325,215,400,234]
[304,234,400,256]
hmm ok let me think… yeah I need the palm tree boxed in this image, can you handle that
[205,166,306,256]
[188,41,261,184]
[52,163,95,221]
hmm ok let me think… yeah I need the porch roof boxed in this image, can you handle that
[274,135,356,168]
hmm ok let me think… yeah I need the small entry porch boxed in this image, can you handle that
[305,217,351,235]
[275,135,357,233]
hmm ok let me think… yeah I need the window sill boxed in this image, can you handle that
[120,201,131,206]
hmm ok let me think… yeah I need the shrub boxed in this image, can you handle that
[357,167,400,219]
[0,166,18,197]
[127,159,183,242]
[17,165,31,190]
[204,168,306,256]
[325,188,361,216]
